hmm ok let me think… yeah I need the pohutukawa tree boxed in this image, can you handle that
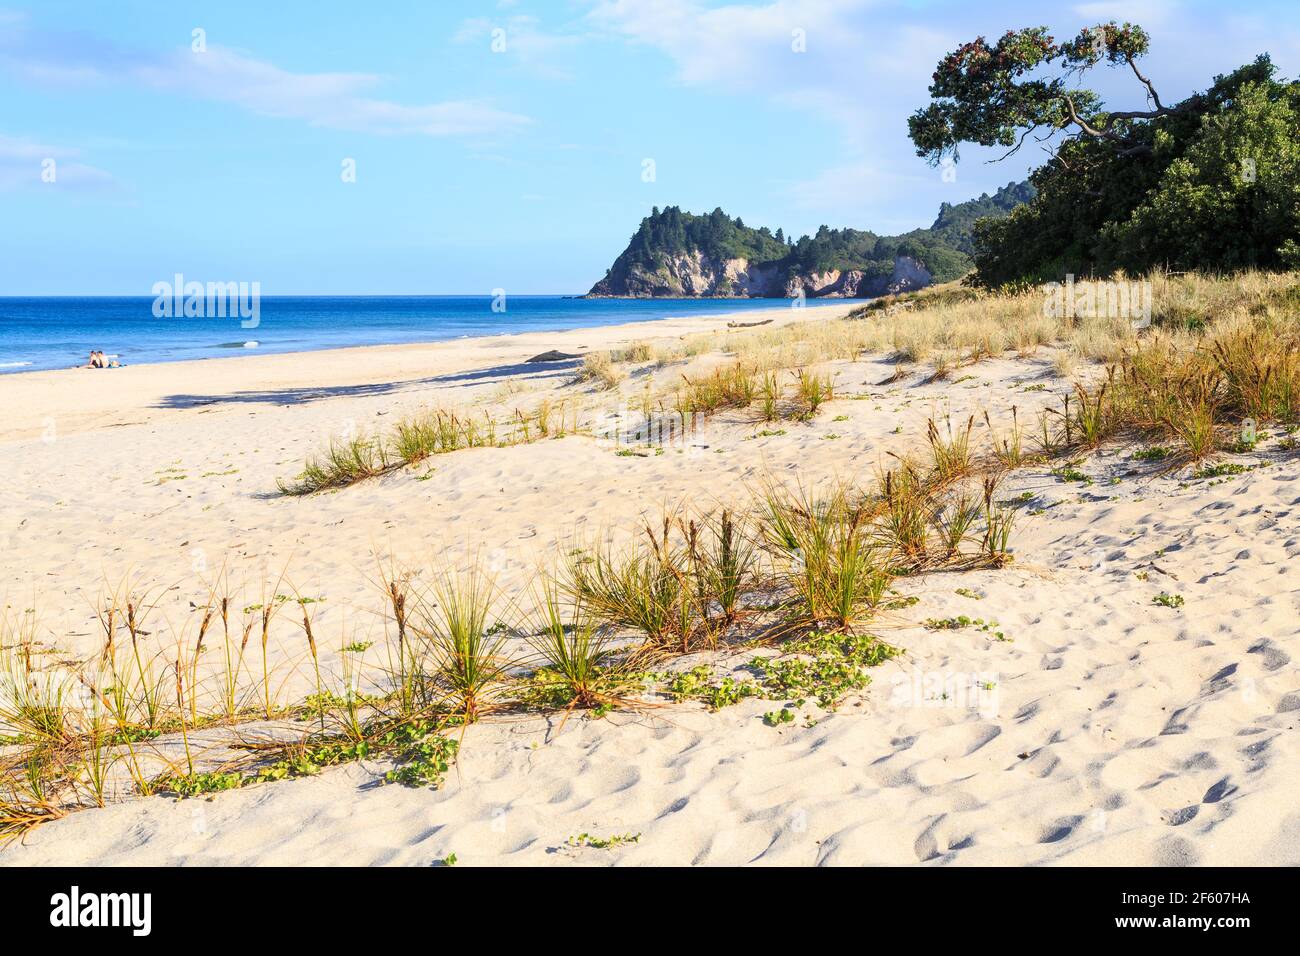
[908,22,1175,164]
[907,21,1300,284]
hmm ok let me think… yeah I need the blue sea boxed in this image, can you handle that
[0,296,847,374]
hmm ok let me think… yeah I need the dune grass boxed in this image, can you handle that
[577,352,624,390]
[279,401,585,495]
[416,566,510,723]
[759,481,891,633]
[525,582,634,711]
[1031,311,1300,464]
[614,270,1299,406]
[623,269,1300,465]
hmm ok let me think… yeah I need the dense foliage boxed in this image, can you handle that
[909,21,1300,285]
[622,206,790,266]
[924,181,1038,256]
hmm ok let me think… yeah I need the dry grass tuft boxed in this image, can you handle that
[281,402,583,495]
[577,352,624,390]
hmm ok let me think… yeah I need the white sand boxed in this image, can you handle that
[2,304,1298,866]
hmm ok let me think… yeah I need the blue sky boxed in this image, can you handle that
[1,0,1296,294]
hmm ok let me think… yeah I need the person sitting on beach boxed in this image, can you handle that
[83,350,120,369]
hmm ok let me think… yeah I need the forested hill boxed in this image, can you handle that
[586,181,1033,298]
[924,181,1037,256]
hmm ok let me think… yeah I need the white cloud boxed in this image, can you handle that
[0,134,115,191]
[584,1,956,220]
[587,0,879,92]
[0,24,532,138]
[164,46,531,136]
[454,14,583,79]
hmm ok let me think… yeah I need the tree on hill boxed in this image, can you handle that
[926,181,1036,256]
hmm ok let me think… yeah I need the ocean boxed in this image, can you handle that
[0,296,848,374]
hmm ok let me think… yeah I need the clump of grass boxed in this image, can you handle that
[281,435,389,494]
[759,371,782,422]
[391,409,495,463]
[682,363,757,415]
[686,510,759,630]
[561,505,777,652]
[0,775,66,842]
[794,368,833,418]
[1046,321,1300,466]
[417,566,511,722]
[281,404,581,495]
[1167,394,1219,462]
[933,488,981,557]
[760,482,891,633]
[563,515,700,652]
[926,414,976,486]
[1211,326,1300,423]
[878,361,913,385]
[980,474,1016,565]
[577,352,624,390]
[613,340,654,364]
[526,583,629,711]
[1052,348,1078,378]
[985,407,1030,469]
[1069,380,1117,448]
[0,649,75,747]
[874,464,932,567]
[928,351,957,382]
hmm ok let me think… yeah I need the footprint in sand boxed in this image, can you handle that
[1247,638,1291,671]
[1152,835,1200,866]
[1038,815,1084,843]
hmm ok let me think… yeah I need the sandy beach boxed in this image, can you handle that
[2,300,1298,867]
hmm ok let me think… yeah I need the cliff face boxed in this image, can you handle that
[784,256,933,298]
[586,252,775,298]
[586,252,931,300]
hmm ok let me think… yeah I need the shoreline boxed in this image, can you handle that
[0,301,858,443]
[0,298,855,378]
